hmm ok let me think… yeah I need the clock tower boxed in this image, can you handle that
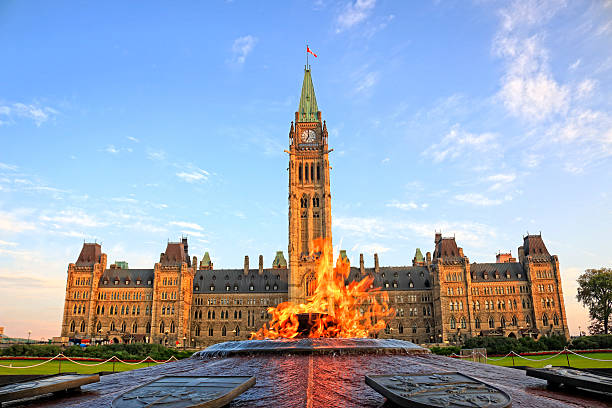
[287,66,333,303]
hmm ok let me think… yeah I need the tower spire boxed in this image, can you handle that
[297,67,319,122]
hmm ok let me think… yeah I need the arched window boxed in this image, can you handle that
[235,326,240,337]
[80,321,85,332]
[384,324,391,334]
[159,322,165,333]
[146,322,151,333]
[234,310,237,319]
[121,305,125,315]
[299,163,303,181]
[222,326,227,336]
[70,320,75,332]
[162,306,166,315]
[542,314,549,326]
[409,280,414,288]
[170,321,175,333]
[317,164,321,181]
[305,273,317,296]
[512,316,518,326]
[398,323,404,334]
[110,321,116,331]
[460,316,466,329]
[553,314,559,326]
[96,321,102,332]
[450,316,456,329]
[310,162,314,181]
[132,322,138,333]
[475,317,481,329]
[195,326,201,336]
[488,316,494,329]
[209,327,213,336]
[212,310,216,319]
[412,323,417,334]
[121,321,126,332]
[73,305,77,314]
[305,163,309,181]
[500,316,506,328]
[101,305,105,315]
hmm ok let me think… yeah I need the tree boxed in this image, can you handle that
[576,268,612,335]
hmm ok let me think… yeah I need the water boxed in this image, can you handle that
[193,337,428,358]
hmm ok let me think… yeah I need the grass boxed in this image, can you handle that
[482,352,612,369]
[0,359,164,375]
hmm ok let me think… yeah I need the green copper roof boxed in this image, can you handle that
[297,68,319,122]
[339,250,349,263]
[201,252,211,267]
[115,261,129,269]
[272,251,287,268]
[414,248,424,263]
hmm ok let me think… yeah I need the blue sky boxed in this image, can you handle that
[0,0,610,339]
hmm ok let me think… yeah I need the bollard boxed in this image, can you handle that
[58,357,62,374]
[565,348,571,368]
[511,354,515,367]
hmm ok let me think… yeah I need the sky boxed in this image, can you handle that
[0,0,610,340]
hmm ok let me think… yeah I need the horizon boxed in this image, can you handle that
[1,0,611,340]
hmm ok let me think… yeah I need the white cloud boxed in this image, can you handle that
[486,173,516,190]
[168,221,203,231]
[336,0,376,32]
[568,58,581,71]
[381,157,390,164]
[355,71,379,94]
[0,211,37,232]
[0,162,18,171]
[576,78,596,99]
[454,193,511,206]
[422,124,498,163]
[39,209,106,228]
[127,136,139,142]
[0,102,59,127]
[231,35,257,64]
[105,145,119,154]
[146,149,166,161]
[498,73,569,121]
[386,200,418,210]
[176,168,209,183]
[0,240,18,247]
[350,243,390,256]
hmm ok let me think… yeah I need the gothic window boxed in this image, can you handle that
[305,163,309,181]
[132,306,136,315]
[409,280,414,288]
[449,302,454,311]
[162,307,166,315]
[488,316,494,329]
[317,164,320,181]
[553,314,559,326]
[310,163,314,181]
[121,321,126,332]
[425,323,431,333]
[412,323,417,334]
[500,316,506,328]
[70,320,75,332]
[398,323,404,334]
[460,316,466,329]
[476,300,480,311]
[542,314,548,326]
[209,327,213,336]
[212,310,216,319]
[475,317,481,329]
[111,321,116,331]
[450,316,456,329]
[146,322,151,334]
[235,326,240,337]
[133,322,138,333]
[299,163,303,181]
[385,324,391,334]
[305,273,317,296]
[195,326,201,336]
[170,321,175,333]
[73,305,77,314]
[121,305,125,315]
[96,321,102,332]
[222,326,227,336]
[159,322,164,333]
[512,316,518,326]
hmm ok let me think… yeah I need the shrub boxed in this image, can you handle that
[570,334,612,350]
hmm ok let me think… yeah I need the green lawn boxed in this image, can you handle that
[483,352,612,369]
[0,359,164,375]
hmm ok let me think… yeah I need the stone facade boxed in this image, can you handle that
[60,67,570,347]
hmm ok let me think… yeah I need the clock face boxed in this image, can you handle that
[301,129,317,143]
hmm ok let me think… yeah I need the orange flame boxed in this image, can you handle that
[251,238,395,339]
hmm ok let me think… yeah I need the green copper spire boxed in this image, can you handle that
[200,251,211,268]
[297,68,319,122]
[414,248,424,263]
[272,251,287,268]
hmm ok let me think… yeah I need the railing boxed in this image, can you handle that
[450,347,612,366]
[0,354,178,373]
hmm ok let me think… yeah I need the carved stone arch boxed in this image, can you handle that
[70,320,75,332]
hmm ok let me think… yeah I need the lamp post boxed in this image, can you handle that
[164,330,169,347]
[27,330,31,344]
[183,336,186,350]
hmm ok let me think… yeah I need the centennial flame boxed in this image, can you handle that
[251,238,395,339]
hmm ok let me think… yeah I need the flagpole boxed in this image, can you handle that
[306,43,308,69]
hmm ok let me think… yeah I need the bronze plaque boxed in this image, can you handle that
[112,375,256,408]
[526,367,612,393]
[366,372,512,408]
[0,373,100,403]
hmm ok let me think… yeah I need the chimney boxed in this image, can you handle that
[244,255,249,275]
[426,252,431,264]
[518,246,525,264]
[359,253,365,275]
[374,253,379,273]
[258,255,264,275]
[435,232,442,244]
[458,247,464,257]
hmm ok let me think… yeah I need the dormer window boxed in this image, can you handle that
[226,284,230,291]
[273,284,278,290]
[114,280,119,285]
[234,285,239,291]
[265,284,270,291]
[104,280,109,285]
[384,281,389,288]
[194,285,199,291]
[147,280,152,285]
[136,280,141,285]
[210,285,215,291]
[483,272,488,280]
[506,272,510,279]
[125,280,130,285]
[249,284,254,291]
[392,281,398,288]
[517,273,522,278]
[495,272,500,279]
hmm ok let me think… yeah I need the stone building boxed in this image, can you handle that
[60,66,570,347]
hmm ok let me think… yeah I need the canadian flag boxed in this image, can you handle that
[307,46,317,58]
